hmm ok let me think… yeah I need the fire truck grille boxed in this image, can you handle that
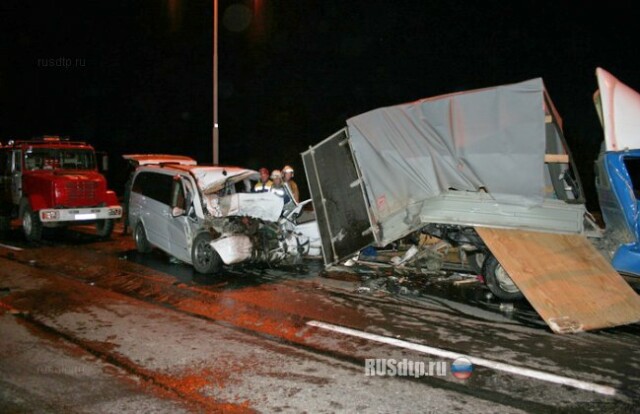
[60,182,98,205]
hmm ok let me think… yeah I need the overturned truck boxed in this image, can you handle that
[303,72,640,333]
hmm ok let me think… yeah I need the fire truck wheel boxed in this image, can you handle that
[0,216,10,235]
[191,232,222,274]
[95,219,115,238]
[134,222,153,253]
[482,254,524,301]
[22,206,42,242]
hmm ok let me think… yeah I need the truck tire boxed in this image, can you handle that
[22,206,42,242]
[482,254,524,301]
[95,219,115,239]
[191,232,222,274]
[134,222,153,253]
[467,251,485,274]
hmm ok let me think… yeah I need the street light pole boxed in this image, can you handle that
[212,0,219,165]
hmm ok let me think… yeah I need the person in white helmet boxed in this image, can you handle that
[282,165,299,203]
[269,169,290,204]
[270,169,283,188]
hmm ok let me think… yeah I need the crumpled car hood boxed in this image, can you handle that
[595,67,640,152]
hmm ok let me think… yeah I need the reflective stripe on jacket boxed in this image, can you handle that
[253,180,273,193]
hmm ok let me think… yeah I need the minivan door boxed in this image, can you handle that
[167,176,195,263]
[131,171,173,252]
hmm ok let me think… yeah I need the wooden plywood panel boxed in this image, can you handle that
[544,154,569,163]
[475,227,640,333]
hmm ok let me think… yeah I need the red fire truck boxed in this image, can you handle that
[0,136,122,241]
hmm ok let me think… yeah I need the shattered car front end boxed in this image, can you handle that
[193,168,313,268]
[202,196,312,266]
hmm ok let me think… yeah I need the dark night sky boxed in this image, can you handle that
[1,1,639,208]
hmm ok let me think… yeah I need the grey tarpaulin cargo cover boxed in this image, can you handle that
[303,78,586,265]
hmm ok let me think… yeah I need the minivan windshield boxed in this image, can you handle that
[24,148,96,171]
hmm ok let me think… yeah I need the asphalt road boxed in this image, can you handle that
[1,223,639,413]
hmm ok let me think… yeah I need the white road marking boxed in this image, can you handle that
[306,320,617,396]
[0,243,23,252]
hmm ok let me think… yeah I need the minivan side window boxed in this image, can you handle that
[131,171,174,205]
[171,178,186,210]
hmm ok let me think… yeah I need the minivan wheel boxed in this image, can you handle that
[22,206,42,242]
[482,254,524,301]
[191,233,222,274]
[134,222,152,253]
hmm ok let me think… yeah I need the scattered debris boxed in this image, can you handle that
[390,245,418,265]
[453,278,479,286]
[500,303,515,313]
[168,256,183,265]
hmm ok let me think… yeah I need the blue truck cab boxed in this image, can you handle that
[594,68,640,276]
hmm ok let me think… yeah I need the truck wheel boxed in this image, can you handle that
[134,222,152,253]
[191,232,222,274]
[467,251,485,274]
[95,219,115,238]
[482,254,524,301]
[22,206,43,242]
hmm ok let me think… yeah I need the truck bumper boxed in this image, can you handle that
[39,206,123,223]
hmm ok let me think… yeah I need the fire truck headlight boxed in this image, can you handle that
[108,207,122,216]
[41,211,59,220]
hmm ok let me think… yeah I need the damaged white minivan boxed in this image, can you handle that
[125,155,320,274]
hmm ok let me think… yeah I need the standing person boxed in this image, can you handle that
[282,165,299,203]
[270,169,283,190]
[269,169,290,204]
[253,167,272,193]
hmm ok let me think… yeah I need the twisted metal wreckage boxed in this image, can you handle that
[302,68,640,334]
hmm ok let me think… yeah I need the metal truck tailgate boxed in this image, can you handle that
[476,226,640,333]
[302,129,375,265]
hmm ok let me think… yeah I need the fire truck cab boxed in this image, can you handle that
[0,136,122,241]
